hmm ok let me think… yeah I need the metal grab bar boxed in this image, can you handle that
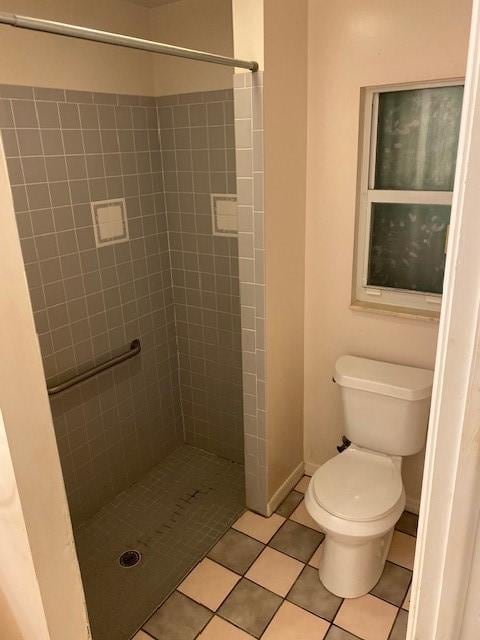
[47,339,141,397]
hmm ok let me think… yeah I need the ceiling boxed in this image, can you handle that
[127,0,182,7]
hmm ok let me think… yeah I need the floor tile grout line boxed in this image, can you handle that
[133,506,247,637]
[136,629,157,640]
[393,601,410,638]
[214,576,284,639]
[178,560,242,616]
[135,493,416,640]
[190,608,249,640]
[169,540,334,636]
[205,541,266,576]
[176,510,413,631]
[386,603,405,640]
[385,557,415,572]
[328,623,363,640]
[143,590,213,640]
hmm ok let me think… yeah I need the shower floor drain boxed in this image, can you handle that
[118,550,141,568]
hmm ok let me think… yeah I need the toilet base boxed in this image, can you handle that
[319,528,394,598]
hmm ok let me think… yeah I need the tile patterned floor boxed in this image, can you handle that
[132,475,417,640]
[75,445,245,640]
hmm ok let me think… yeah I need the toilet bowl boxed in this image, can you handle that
[305,446,405,598]
[305,355,433,598]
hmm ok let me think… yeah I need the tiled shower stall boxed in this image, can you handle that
[0,72,265,639]
[0,82,245,522]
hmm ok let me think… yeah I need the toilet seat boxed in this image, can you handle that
[311,448,403,522]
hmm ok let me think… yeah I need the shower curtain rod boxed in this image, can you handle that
[0,12,258,72]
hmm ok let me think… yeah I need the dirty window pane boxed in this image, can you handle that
[367,203,450,294]
[374,86,463,191]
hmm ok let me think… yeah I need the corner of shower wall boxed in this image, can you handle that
[1,73,264,520]
[234,71,267,514]
[155,85,244,466]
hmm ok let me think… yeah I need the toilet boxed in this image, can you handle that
[305,355,433,599]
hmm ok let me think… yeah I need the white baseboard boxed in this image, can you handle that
[304,461,318,476]
[304,460,421,515]
[266,461,305,516]
[405,496,420,515]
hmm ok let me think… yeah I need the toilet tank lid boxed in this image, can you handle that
[334,355,434,401]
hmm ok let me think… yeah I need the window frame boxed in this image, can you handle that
[353,79,464,315]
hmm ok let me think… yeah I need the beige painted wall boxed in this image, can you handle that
[0,0,240,96]
[264,0,307,496]
[0,137,89,638]
[150,0,235,95]
[0,0,154,94]
[304,0,471,508]
[232,0,264,72]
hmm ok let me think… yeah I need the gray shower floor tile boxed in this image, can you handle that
[74,444,245,640]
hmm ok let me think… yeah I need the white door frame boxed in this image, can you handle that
[0,138,89,637]
[407,1,480,637]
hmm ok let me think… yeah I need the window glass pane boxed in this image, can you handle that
[374,85,463,191]
[367,203,450,294]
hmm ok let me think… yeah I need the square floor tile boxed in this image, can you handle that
[262,600,330,640]
[295,476,310,493]
[208,529,264,574]
[395,511,418,537]
[290,500,323,532]
[232,511,285,543]
[287,565,342,621]
[402,586,411,611]
[178,558,240,611]
[198,616,255,639]
[132,632,151,640]
[144,591,212,640]
[270,519,324,562]
[389,609,408,640]
[308,543,324,569]
[334,594,397,640]
[246,547,304,597]
[326,626,362,639]
[371,561,412,606]
[276,490,304,517]
[218,578,282,638]
[388,532,416,570]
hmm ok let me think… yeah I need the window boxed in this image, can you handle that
[353,81,464,315]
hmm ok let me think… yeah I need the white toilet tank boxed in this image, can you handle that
[334,356,434,456]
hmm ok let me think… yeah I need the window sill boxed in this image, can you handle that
[350,300,440,323]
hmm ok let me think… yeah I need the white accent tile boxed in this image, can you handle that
[91,198,128,247]
[211,193,238,236]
